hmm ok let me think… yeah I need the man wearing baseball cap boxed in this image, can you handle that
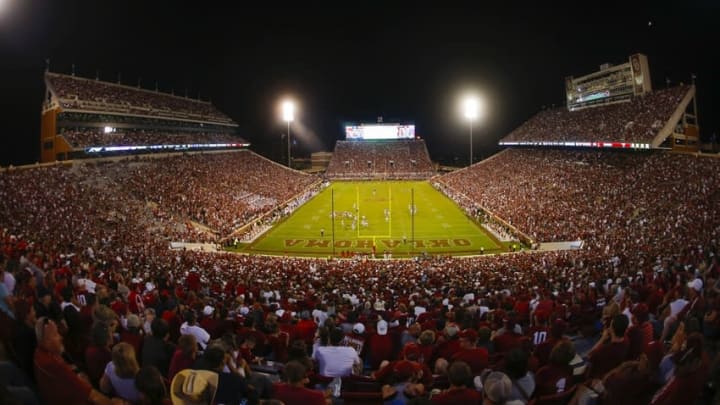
[373,342,433,387]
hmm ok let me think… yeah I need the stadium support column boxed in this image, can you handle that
[287,121,291,167]
[331,188,336,257]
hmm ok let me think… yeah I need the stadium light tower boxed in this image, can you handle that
[463,96,480,166]
[282,100,295,167]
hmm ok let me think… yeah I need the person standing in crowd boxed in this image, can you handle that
[180,310,210,350]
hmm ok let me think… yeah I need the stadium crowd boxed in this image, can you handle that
[0,146,718,404]
[60,128,243,149]
[48,73,232,123]
[326,140,435,179]
[501,85,690,144]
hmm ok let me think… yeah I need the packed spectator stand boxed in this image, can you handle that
[42,73,245,162]
[500,85,690,145]
[47,73,234,124]
[1,141,719,403]
[325,140,435,180]
[60,128,243,149]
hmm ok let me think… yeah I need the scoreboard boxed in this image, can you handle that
[566,53,652,111]
[345,124,415,140]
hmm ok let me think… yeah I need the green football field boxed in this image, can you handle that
[236,181,507,257]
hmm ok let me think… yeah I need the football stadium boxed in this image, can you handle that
[1,4,719,405]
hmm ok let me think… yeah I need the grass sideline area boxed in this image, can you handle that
[232,181,512,258]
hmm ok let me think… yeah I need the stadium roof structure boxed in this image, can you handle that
[44,72,237,127]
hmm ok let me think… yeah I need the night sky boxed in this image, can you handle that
[1,1,718,166]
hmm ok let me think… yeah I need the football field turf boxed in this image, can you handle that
[239,181,505,257]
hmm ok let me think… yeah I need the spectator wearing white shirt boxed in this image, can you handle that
[180,310,210,350]
[312,304,328,327]
[313,327,361,377]
[660,289,690,342]
[2,268,16,296]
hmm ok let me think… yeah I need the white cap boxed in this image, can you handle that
[203,305,215,316]
[353,323,365,334]
[688,278,703,292]
[377,320,388,335]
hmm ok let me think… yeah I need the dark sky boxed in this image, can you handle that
[1,1,718,166]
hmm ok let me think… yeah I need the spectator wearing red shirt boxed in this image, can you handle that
[294,310,317,347]
[238,335,261,365]
[168,334,198,382]
[492,316,523,354]
[127,287,143,314]
[625,303,653,360]
[527,310,550,346]
[534,319,567,368]
[272,361,326,405]
[237,318,267,358]
[34,317,121,405]
[513,295,531,324]
[266,320,290,363]
[434,323,462,363]
[341,322,367,357]
[430,361,482,405]
[587,314,629,379]
[650,333,710,405]
[534,339,575,396]
[451,328,489,374]
[161,302,181,343]
[373,343,433,388]
[534,292,555,320]
[417,329,437,368]
[367,320,394,370]
[120,314,144,362]
[185,271,201,292]
[199,305,221,339]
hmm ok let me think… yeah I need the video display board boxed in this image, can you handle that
[345,124,415,140]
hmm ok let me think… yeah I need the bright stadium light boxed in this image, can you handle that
[462,95,483,165]
[104,126,114,134]
[282,100,295,123]
[464,97,479,120]
[281,100,295,167]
